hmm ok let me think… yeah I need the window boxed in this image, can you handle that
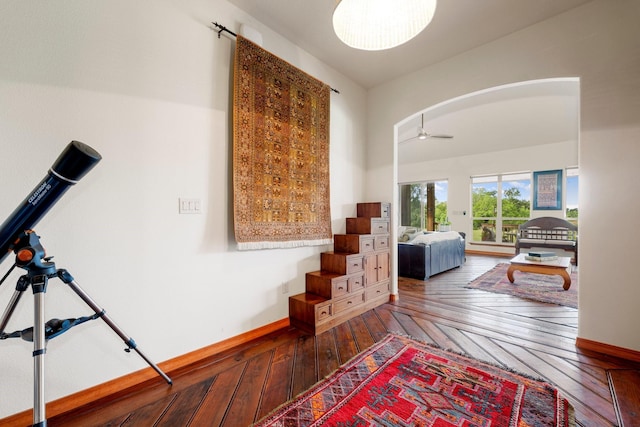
[566,168,578,225]
[399,181,448,231]
[472,173,531,243]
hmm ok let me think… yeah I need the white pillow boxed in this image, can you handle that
[410,231,461,245]
[400,231,420,242]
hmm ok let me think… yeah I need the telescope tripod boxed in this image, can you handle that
[0,231,172,427]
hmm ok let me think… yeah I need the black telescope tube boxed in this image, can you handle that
[0,141,102,264]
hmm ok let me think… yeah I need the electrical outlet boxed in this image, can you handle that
[281,282,290,294]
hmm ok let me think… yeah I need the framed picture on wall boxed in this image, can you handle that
[533,169,562,210]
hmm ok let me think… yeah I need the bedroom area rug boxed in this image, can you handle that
[253,333,575,426]
[465,262,578,308]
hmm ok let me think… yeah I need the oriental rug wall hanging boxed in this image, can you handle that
[253,333,575,426]
[233,36,332,250]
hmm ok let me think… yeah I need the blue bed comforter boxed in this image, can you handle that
[398,233,465,280]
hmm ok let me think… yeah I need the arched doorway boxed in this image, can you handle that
[392,78,580,289]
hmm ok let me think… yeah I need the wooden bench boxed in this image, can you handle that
[515,217,578,265]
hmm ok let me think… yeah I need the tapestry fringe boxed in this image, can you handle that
[237,238,333,251]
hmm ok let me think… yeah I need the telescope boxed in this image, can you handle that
[0,141,171,426]
[0,141,102,265]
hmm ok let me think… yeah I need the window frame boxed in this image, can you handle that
[398,180,448,231]
[565,167,579,225]
[471,173,531,244]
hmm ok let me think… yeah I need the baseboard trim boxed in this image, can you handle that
[464,249,513,258]
[576,337,640,363]
[0,317,291,426]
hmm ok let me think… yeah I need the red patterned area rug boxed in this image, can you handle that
[465,263,578,308]
[253,334,575,426]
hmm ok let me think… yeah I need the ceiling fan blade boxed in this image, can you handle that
[400,114,454,142]
[399,132,453,143]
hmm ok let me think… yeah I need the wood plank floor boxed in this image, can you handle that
[47,255,640,427]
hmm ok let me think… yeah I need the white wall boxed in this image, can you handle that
[0,0,367,417]
[367,0,640,353]
[399,140,578,255]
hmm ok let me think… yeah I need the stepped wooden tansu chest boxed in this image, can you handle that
[289,202,391,335]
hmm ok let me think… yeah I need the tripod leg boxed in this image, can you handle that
[57,270,172,385]
[0,275,47,426]
[32,275,48,427]
[0,275,30,335]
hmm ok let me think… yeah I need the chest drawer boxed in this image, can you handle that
[349,274,365,292]
[374,235,389,251]
[321,252,364,275]
[289,293,332,325]
[333,291,365,314]
[357,202,390,218]
[333,234,376,253]
[316,302,332,321]
[305,271,352,299]
[346,218,389,235]
[365,281,390,301]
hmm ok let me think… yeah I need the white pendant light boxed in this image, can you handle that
[333,0,437,51]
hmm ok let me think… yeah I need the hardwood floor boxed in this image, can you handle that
[46,255,639,426]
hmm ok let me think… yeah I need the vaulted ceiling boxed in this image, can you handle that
[228,0,591,89]
[228,0,586,163]
[397,79,580,164]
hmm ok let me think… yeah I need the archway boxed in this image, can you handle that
[391,78,580,294]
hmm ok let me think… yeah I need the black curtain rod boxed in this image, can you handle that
[212,22,237,38]
[212,22,340,94]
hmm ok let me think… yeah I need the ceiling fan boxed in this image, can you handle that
[399,114,454,143]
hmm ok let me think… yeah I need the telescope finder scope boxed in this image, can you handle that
[0,141,102,264]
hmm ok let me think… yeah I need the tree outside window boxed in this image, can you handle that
[501,173,531,242]
[399,181,448,231]
[472,177,498,242]
[472,170,579,243]
[566,168,579,225]
[472,173,530,243]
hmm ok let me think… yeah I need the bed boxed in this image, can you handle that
[398,231,465,280]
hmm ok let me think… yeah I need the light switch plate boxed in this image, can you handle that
[179,198,202,214]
